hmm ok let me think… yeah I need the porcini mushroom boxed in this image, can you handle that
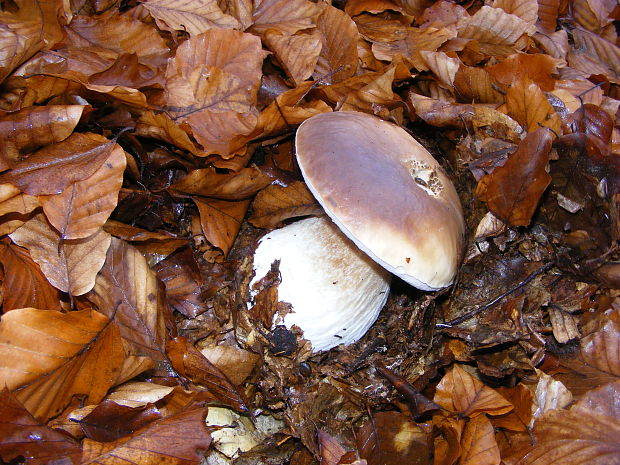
[250,216,391,352]
[295,111,465,291]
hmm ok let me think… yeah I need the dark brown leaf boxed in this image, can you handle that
[169,166,273,199]
[476,128,553,227]
[249,181,322,229]
[79,400,163,442]
[194,197,250,255]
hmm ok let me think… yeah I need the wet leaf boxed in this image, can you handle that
[167,337,248,413]
[0,387,81,465]
[0,308,124,421]
[476,128,553,226]
[433,364,514,417]
[87,237,168,362]
[9,213,112,295]
[0,239,61,312]
[81,407,211,465]
[319,429,348,465]
[39,140,126,240]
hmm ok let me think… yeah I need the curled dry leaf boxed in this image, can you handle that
[475,128,553,227]
[433,364,514,417]
[39,140,126,240]
[492,384,533,432]
[9,213,112,295]
[508,381,620,465]
[580,306,620,379]
[142,0,241,36]
[170,166,273,199]
[492,0,538,24]
[167,337,248,414]
[251,0,321,36]
[81,407,211,465]
[571,28,620,83]
[198,342,261,386]
[0,239,61,312]
[460,415,501,465]
[106,382,175,408]
[194,197,250,255]
[453,65,504,103]
[187,109,258,158]
[533,29,569,59]
[0,105,84,153]
[504,77,561,133]
[420,51,460,88]
[0,308,125,421]
[0,133,122,196]
[87,237,168,362]
[135,111,202,155]
[487,54,559,92]
[264,29,322,86]
[249,181,322,229]
[571,0,616,33]
[0,387,81,465]
[313,4,359,84]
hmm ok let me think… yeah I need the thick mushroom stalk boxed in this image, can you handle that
[295,111,465,291]
[250,216,391,352]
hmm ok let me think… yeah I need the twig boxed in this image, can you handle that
[436,262,554,328]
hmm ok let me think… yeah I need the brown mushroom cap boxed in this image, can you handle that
[295,111,465,291]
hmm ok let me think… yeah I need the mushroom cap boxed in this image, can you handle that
[250,216,391,352]
[295,111,464,291]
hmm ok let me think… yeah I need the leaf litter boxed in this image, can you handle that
[0,0,619,464]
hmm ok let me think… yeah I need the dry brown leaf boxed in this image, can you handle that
[165,30,266,116]
[221,0,253,29]
[457,6,536,54]
[340,65,399,116]
[9,213,111,295]
[318,429,348,465]
[581,306,620,378]
[65,11,169,63]
[0,387,81,465]
[39,141,126,240]
[106,382,176,408]
[198,342,260,386]
[0,133,121,196]
[571,0,616,33]
[536,0,560,32]
[313,4,358,84]
[492,0,538,24]
[167,337,248,413]
[142,0,241,35]
[194,197,250,255]
[264,29,321,85]
[487,54,559,92]
[533,30,569,59]
[187,109,257,158]
[0,308,124,421]
[0,105,84,153]
[251,0,320,36]
[571,27,620,83]
[476,128,553,226]
[87,237,168,362]
[249,181,322,229]
[460,415,501,465]
[433,364,514,417]
[0,239,61,312]
[453,65,504,103]
[135,111,202,155]
[0,183,40,217]
[504,77,561,133]
[420,51,460,88]
[492,384,533,432]
[169,166,273,199]
[81,407,211,465]
[508,381,620,465]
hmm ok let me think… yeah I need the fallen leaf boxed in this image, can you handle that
[571,28,620,83]
[475,128,553,226]
[492,0,538,24]
[420,51,460,88]
[9,213,112,295]
[81,407,211,465]
[487,54,559,92]
[460,414,501,465]
[319,429,348,465]
[135,111,202,155]
[0,308,125,421]
[536,0,560,32]
[0,184,40,217]
[433,364,514,417]
[264,29,321,85]
[142,0,241,36]
[0,239,61,311]
[504,77,561,133]
[0,133,122,196]
[87,237,168,362]
[167,337,248,413]
[0,105,84,153]
[197,342,261,386]
[571,0,616,33]
[0,387,81,465]
[187,109,258,157]
[251,0,320,36]
[492,384,533,432]
[313,4,358,84]
[169,166,273,199]
[105,382,176,408]
[39,140,126,240]
[249,181,321,229]
[194,197,250,255]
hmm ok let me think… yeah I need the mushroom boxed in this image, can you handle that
[250,216,391,352]
[250,111,464,351]
[295,111,465,291]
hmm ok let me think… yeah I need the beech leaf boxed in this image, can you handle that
[264,29,321,85]
[169,166,273,199]
[505,77,561,133]
[0,308,125,421]
[142,0,241,35]
[194,197,250,255]
[460,415,501,465]
[81,407,211,465]
[9,213,111,295]
[475,128,553,227]
[251,0,321,36]
[249,181,322,229]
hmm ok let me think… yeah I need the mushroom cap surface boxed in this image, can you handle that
[250,216,391,352]
[296,111,464,291]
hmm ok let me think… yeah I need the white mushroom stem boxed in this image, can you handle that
[250,216,391,352]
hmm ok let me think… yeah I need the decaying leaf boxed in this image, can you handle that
[194,197,250,255]
[0,308,125,421]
